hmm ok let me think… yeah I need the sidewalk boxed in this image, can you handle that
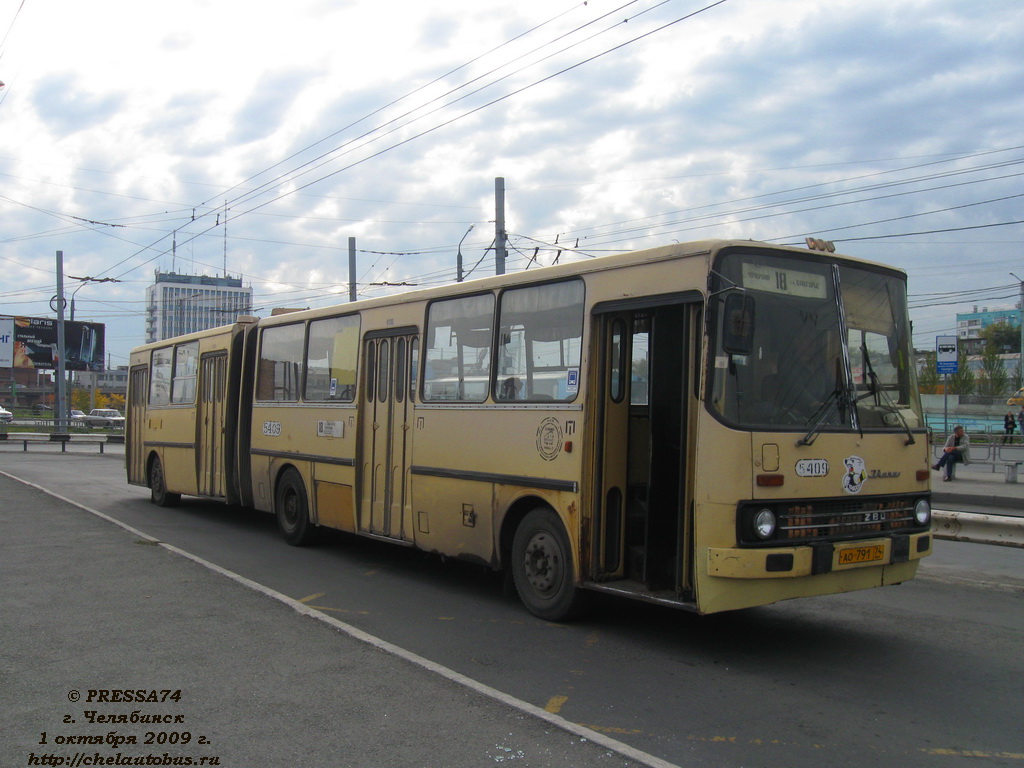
[929,460,1024,512]
[0,474,663,768]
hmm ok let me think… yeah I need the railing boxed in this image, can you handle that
[930,436,1024,482]
[0,432,124,452]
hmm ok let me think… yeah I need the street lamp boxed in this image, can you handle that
[456,225,474,283]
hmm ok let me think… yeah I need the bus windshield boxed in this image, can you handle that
[709,250,922,432]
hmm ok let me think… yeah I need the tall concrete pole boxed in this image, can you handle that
[349,237,357,303]
[55,250,68,430]
[494,177,506,276]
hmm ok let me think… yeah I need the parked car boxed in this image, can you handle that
[69,410,87,424]
[0,405,13,424]
[81,408,126,428]
[32,403,54,415]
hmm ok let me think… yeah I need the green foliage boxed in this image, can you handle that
[917,351,940,394]
[977,345,1010,396]
[979,320,1021,354]
[948,349,975,396]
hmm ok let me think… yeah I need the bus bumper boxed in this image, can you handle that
[707,531,932,579]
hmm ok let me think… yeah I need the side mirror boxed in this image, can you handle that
[722,293,755,356]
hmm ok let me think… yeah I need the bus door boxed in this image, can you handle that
[360,329,418,541]
[126,365,149,486]
[197,352,228,497]
[594,301,695,595]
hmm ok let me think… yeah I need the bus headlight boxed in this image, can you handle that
[754,509,777,540]
[914,499,931,526]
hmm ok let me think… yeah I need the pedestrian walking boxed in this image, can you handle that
[1004,412,1017,444]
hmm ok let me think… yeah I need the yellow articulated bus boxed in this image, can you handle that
[127,239,933,621]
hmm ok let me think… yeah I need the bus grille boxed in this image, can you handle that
[778,498,917,541]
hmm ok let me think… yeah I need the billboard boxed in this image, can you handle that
[0,316,105,371]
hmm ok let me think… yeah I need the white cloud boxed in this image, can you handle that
[1,0,1022,363]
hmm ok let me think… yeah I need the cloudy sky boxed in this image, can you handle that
[1,0,1022,367]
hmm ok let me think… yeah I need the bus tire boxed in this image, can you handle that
[511,507,587,621]
[149,455,181,508]
[275,468,317,546]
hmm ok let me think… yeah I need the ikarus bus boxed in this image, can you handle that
[127,239,932,621]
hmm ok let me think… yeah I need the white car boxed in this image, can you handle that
[81,408,126,427]
[0,406,13,424]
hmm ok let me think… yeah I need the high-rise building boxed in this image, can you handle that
[145,271,252,343]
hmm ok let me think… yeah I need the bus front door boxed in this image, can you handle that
[594,303,694,597]
[360,331,417,541]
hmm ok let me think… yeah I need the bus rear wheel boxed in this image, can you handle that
[275,468,317,546]
[149,455,181,508]
[512,507,587,621]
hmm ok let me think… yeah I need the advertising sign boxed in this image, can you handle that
[0,316,12,368]
[1,316,105,371]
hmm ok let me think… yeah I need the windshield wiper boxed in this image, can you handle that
[860,346,916,446]
[798,362,860,446]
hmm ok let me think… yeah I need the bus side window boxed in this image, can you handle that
[496,279,584,402]
[257,324,304,401]
[149,347,172,406]
[423,294,494,403]
[305,315,359,402]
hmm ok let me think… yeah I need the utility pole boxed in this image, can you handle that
[494,177,506,276]
[349,237,357,302]
[55,250,67,431]
[1012,271,1024,386]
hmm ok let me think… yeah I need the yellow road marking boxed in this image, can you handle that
[544,695,569,714]
[306,604,370,616]
[922,749,1024,760]
[580,723,644,736]
[297,592,325,603]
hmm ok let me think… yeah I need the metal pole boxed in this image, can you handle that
[348,237,357,302]
[943,373,948,438]
[55,251,67,431]
[1012,272,1024,386]
[456,225,474,283]
[494,177,506,276]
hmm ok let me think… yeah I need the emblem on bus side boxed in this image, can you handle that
[536,417,563,461]
[841,455,867,494]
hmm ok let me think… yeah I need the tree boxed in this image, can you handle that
[948,349,975,396]
[977,345,1009,396]
[979,320,1021,354]
[918,351,940,394]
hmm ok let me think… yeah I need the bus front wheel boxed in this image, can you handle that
[512,507,587,621]
[275,469,317,546]
[149,455,181,508]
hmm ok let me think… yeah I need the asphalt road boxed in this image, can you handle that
[2,448,1023,767]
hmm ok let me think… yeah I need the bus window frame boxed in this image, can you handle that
[255,321,306,403]
[421,291,496,404]
[494,277,585,404]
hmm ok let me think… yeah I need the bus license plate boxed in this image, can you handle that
[838,544,886,565]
